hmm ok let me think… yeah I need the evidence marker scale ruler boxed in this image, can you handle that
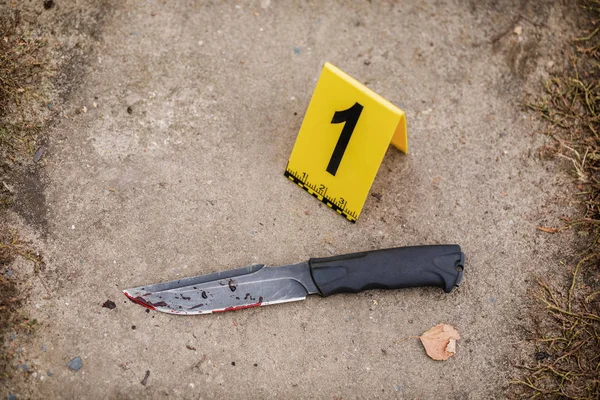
[284,166,358,222]
[284,62,408,223]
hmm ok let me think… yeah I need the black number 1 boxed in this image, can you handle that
[327,102,363,176]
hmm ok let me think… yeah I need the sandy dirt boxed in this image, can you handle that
[2,0,581,398]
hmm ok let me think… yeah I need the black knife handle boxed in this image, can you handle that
[308,245,465,297]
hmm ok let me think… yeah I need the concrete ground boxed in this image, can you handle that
[3,0,580,398]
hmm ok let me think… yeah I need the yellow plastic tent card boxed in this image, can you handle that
[285,62,407,223]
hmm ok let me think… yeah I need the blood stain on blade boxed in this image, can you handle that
[146,299,168,307]
[123,292,168,310]
[213,296,263,313]
[228,279,237,292]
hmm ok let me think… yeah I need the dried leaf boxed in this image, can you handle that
[419,323,460,361]
[445,339,456,354]
[536,226,560,233]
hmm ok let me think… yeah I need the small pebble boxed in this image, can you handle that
[513,25,523,36]
[47,370,53,377]
[102,300,117,310]
[67,356,83,372]
[8,394,17,400]
[41,344,46,352]
[33,147,44,162]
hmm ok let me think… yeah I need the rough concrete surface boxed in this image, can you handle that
[3,0,582,398]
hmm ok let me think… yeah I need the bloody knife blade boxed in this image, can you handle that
[123,245,465,315]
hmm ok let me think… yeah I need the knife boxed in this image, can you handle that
[123,245,465,315]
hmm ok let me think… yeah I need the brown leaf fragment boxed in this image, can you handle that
[419,323,460,361]
[445,338,456,354]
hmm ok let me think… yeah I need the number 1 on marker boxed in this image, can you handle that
[327,102,363,176]
[285,62,407,223]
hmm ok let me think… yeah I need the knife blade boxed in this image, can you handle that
[123,245,465,315]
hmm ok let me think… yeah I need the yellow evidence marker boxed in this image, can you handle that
[285,62,408,223]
